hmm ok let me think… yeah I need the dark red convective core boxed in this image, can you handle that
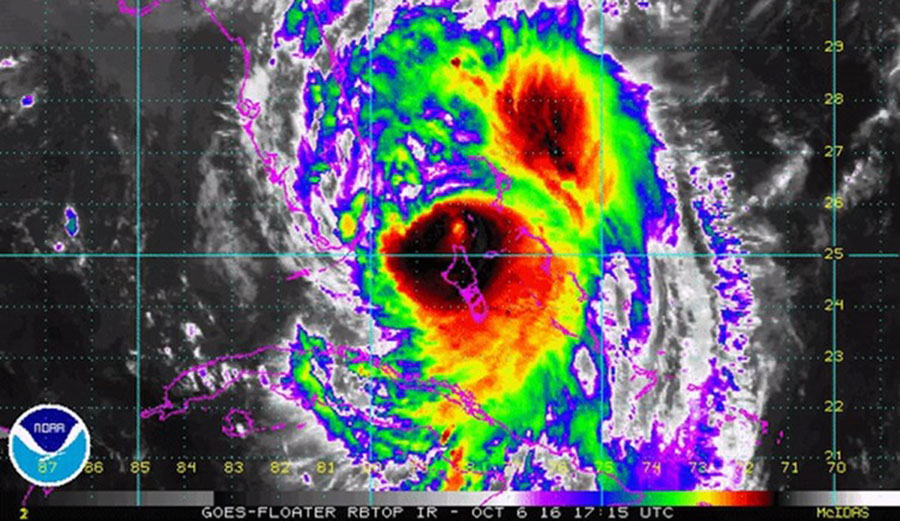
[380,200,540,313]
[495,66,591,185]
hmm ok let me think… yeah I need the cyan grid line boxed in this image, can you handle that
[847,253,900,258]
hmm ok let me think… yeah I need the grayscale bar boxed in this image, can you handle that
[781,491,900,507]
[49,491,214,506]
[245,492,494,505]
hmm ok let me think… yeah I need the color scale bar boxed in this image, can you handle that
[238,491,776,506]
[512,491,773,506]
[780,491,900,507]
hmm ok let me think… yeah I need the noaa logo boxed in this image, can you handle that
[8,404,90,487]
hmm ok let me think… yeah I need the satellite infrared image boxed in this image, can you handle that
[0,0,898,520]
